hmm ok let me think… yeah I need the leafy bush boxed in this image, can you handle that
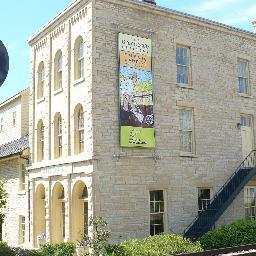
[80,217,110,256]
[107,233,202,256]
[40,242,75,256]
[0,242,13,256]
[0,241,41,256]
[199,219,256,250]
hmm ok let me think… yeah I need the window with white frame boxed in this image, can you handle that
[37,120,44,162]
[19,164,26,191]
[150,190,164,236]
[179,109,194,153]
[238,59,249,94]
[54,50,63,90]
[74,36,84,80]
[176,46,190,85]
[54,113,62,159]
[19,215,25,244]
[241,115,251,127]
[37,62,45,99]
[13,111,16,127]
[198,188,211,213]
[245,186,256,219]
[74,104,84,154]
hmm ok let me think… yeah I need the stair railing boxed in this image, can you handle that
[184,150,256,237]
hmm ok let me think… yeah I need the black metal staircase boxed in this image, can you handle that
[184,150,256,240]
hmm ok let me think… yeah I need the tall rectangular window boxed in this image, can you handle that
[245,186,256,219]
[19,215,25,244]
[13,111,16,127]
[179,109,194,153]
[19,164,26,191]
[176,46,190,85]
[150,190,164,236]
[238,59,249,94]
[198,188,211,213]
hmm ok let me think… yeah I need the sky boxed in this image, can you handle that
[0,0,255,103]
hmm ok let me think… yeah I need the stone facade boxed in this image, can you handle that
[0,88,30,247]
[27,0,256,248]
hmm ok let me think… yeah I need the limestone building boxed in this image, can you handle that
[0,88,29,246]
[27,0,256,247]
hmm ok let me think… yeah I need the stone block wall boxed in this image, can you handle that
[92,0,256,240]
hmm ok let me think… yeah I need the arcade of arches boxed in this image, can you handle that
[33,180,89,248]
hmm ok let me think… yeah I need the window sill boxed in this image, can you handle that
[176,83,193,89]
[239,93,252,99]
[53,87,63,96]
[37,97,45,104]
[179,152,198,158]
[73,77,85,86]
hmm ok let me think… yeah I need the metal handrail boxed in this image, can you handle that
[184,150,256,236]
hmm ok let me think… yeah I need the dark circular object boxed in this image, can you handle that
[0,40,9,87]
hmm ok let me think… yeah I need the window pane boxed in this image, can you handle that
[177,66,188,84]
[176,47,188,65]
[79,42,84,59]
[239,78,248,94]
[198,188,211,212]
[180,131,192,152]
[150,191,164,236]
[180,110,192,130]
[150,214,164,236]
[241,116,251,127]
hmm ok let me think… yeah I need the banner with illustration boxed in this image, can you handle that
[118,33,155,148]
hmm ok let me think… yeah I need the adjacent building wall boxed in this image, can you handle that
[0,88,29,146]
[92,0,256,241]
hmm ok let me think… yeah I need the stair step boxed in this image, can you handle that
[183,153,256,239]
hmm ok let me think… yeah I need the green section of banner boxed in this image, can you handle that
[121,126,155,148]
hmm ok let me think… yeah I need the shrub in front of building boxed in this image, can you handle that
[199,219,256,250]
[39,242,75,256]
[106,233,203,256]
[0,241,40,256]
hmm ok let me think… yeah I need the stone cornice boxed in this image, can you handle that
[34,37,48,52]
[69,7,87,25]
[50,24,66,40]
[28,0,92,46]
[102,0,256,41]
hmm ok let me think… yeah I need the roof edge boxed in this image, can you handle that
[0,87,29,109]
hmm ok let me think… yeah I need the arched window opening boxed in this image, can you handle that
[54,50,63,90]
[72,181,88,242]
[34,184,46,248]
[37,120,44,162]
[74,36,84,80]
[37,62,44,99]
[52,183,65,243]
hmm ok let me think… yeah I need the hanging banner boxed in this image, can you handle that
[119,33,155,148]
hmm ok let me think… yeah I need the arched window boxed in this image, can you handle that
[74,104,84,154]
[52,183,65,243]
[74,36,84,80]
[72,181,88,241]
[34,184,46,248]
[37,62,44,99]
[54,50,62,90]
[37,120,44,162]
[54,113,62,158]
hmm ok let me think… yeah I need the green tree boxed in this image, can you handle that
[0,180,7,223]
